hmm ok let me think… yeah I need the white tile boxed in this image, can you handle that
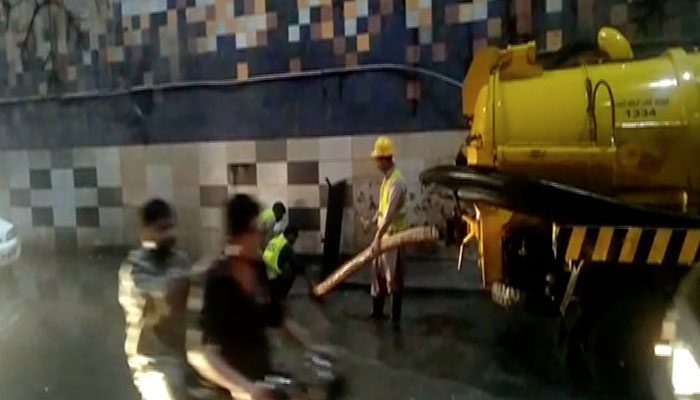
[287,138,319,161]
[546,0,562,13]
[344,19,357,36]
[30,189,52,207]
[53,204,77,227]
[458,3,473,22]
[99,207,124,226]
[394,158,425,184]
[425,130,464,159]
[9,207,31,227]
[51,169,74,190]
[200,207,223,229]
[28,150,50,169]
[351,135,376,160]
[319,137,352,160]
[146,164,174,201]
[288,25,300,42]
[51,187,76,209]
[390,132,426,158]
[226,141,256,163]
[72,147,96,167]
[257,185,287,209]
[473,0,488,20]
[256,162,287,185]
[7,151,29,188]
[319,161,352,184]
[357,0,369,15]
[406,10,419,28]
[198,142,227,185]
[287,185,320,208]
[299,7,310,24]
[75,188,98,207]
[95,148,121,186]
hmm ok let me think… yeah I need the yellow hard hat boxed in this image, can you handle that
[371,136,394,158]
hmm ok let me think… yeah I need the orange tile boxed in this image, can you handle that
[237,62,249,80]
[406,0,418,11]
[321,21,333,39]
[187,7,206,23]
[299,0,309,8]
[206,21,216,36]
[546,29,562,51]
[356,33,370,52]
[226,18,237,34]
[216,0,228,19]
[419,8,432,27]
[344,1,356,18]
[255,0,266,13]
[168,9,177,26]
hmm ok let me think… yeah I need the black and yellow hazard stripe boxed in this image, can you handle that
[554,224,700,265]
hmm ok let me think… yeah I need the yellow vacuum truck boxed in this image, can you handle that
[422,27,700,391]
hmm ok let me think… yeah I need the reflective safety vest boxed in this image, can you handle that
[259,208,276,227]
[378,167,407,233]
[263,234,288,279]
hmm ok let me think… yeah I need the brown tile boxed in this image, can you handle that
[380,0,393,15]
[406,45,420,64]
[267,13,277,29]
[256,31,267,46]
[244,0,254,14]
[515,0,532,35]
[406,80,420,100]
[368,15,381,34]
[445,4,457,24]
[206,5,216,20]
[288,208,320,231]
[333,37,346,55]
[200,185,228,207]
[228,164,257,185]
[433,42,446,62]
[289,58,301,72]
[321,5,333,21]
[345,52,358,66]
[311,23,321,40]
[287,162,319,185]
[255,139,287,161]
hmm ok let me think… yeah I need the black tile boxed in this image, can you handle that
[9,189,30,207]
[228,163,257,185]
[76,207,100,227]
[32,207,54,227]
[287,161,319,185]
[74,167,98,188]
[199,186,228,207]
[55,227,78,253]
[288,208,320,231]
[29,169,52,189]
[97,187,123,207]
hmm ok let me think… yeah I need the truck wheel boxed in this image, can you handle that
[491,281,527,308]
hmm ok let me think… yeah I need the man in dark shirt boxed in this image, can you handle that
[187,195,323,400]
[118,199,193,400]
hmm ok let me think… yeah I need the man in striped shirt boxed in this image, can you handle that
[118,199,199,400]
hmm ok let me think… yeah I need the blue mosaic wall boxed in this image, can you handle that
[0,0,697,149]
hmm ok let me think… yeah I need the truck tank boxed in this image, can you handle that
[466,27,700,211]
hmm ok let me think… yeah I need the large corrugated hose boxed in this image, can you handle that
[313,226,440,297]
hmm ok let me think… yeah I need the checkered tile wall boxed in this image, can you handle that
[0,0,693,100]
[0,131,461,256]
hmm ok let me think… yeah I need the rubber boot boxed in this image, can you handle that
[371,296,386,319]
[391,293,402,325]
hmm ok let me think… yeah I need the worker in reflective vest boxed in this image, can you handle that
[369,136,407,324]
[263,226,312,303]
[259,201,286,249]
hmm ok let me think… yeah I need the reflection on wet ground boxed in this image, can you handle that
[0,254,593,399]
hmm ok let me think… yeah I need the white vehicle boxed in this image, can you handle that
[0,217,20,267]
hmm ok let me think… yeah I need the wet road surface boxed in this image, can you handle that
[0,254,612,399]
